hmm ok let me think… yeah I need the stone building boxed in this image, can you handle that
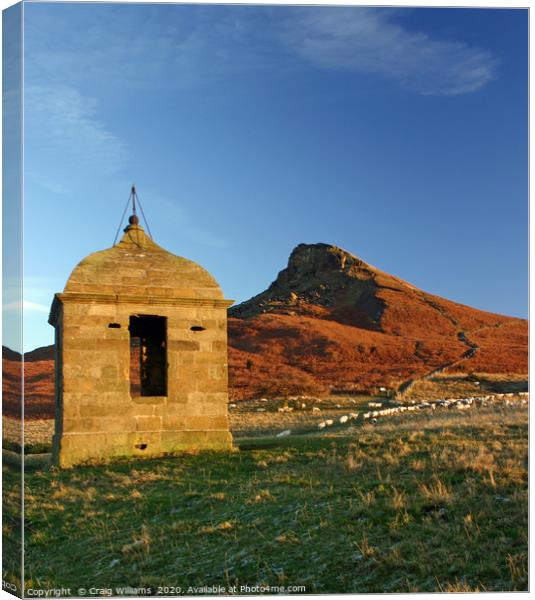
[48,212,233,467]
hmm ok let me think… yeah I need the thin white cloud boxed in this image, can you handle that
[280,8,498,96]
[24,7,266,92]
[3,300,50,313]
[20,6,498,205]
[23,277,64,302]
[25,84,127,176]
[24,6,497,98]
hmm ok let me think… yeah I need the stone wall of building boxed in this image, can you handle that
[52,298,232,466]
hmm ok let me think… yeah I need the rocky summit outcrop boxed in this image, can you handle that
[2,243,528,416]
[230,243,384,329]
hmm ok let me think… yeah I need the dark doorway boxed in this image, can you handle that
[129,315,167,397]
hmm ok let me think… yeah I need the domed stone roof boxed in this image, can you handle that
[63,221,224,300]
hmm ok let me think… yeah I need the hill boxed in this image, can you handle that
[2,243,527,416]
[228,243,527,399]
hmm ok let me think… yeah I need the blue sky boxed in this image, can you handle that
[7,2,529,352]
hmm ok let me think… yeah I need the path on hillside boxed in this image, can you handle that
[395,294,484,398]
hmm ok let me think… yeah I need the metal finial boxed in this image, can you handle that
[113,185,153,245]
[131,184,137,216]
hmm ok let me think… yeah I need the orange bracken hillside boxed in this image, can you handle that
[228,243,527,399]
[2,243,527,417]
[2,345,54,419]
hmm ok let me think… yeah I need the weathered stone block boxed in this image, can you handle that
[212,340,228,351]
[164,390,189,404]
[210,416,229,429]
[135,416,162,431]
[168,340,200,351]
[184,416,213,430]
[79,403,130,418]
[131,395,166,405]
[131,403,157,416]
[188,400,228,416]
[87,304,116,316]
[195,377,226,394]
[162,415,186,430]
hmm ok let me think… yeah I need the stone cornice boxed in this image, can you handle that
[48,292,234,326]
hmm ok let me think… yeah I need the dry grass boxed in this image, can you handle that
[2,404,527,595]
[358,489,376,507]
[353,534,376,559]
[198,521,234,534]
[389,488,407,510]
[121,524,151,556]
[345,443,369,471]
[416,477,452,504]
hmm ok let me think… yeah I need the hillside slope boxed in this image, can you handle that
[2,345,54,419]
[228,243,527,399]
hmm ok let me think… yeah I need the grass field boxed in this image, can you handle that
[2,403,527,595]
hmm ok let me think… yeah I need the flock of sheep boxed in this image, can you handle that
[273,391,529,438]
